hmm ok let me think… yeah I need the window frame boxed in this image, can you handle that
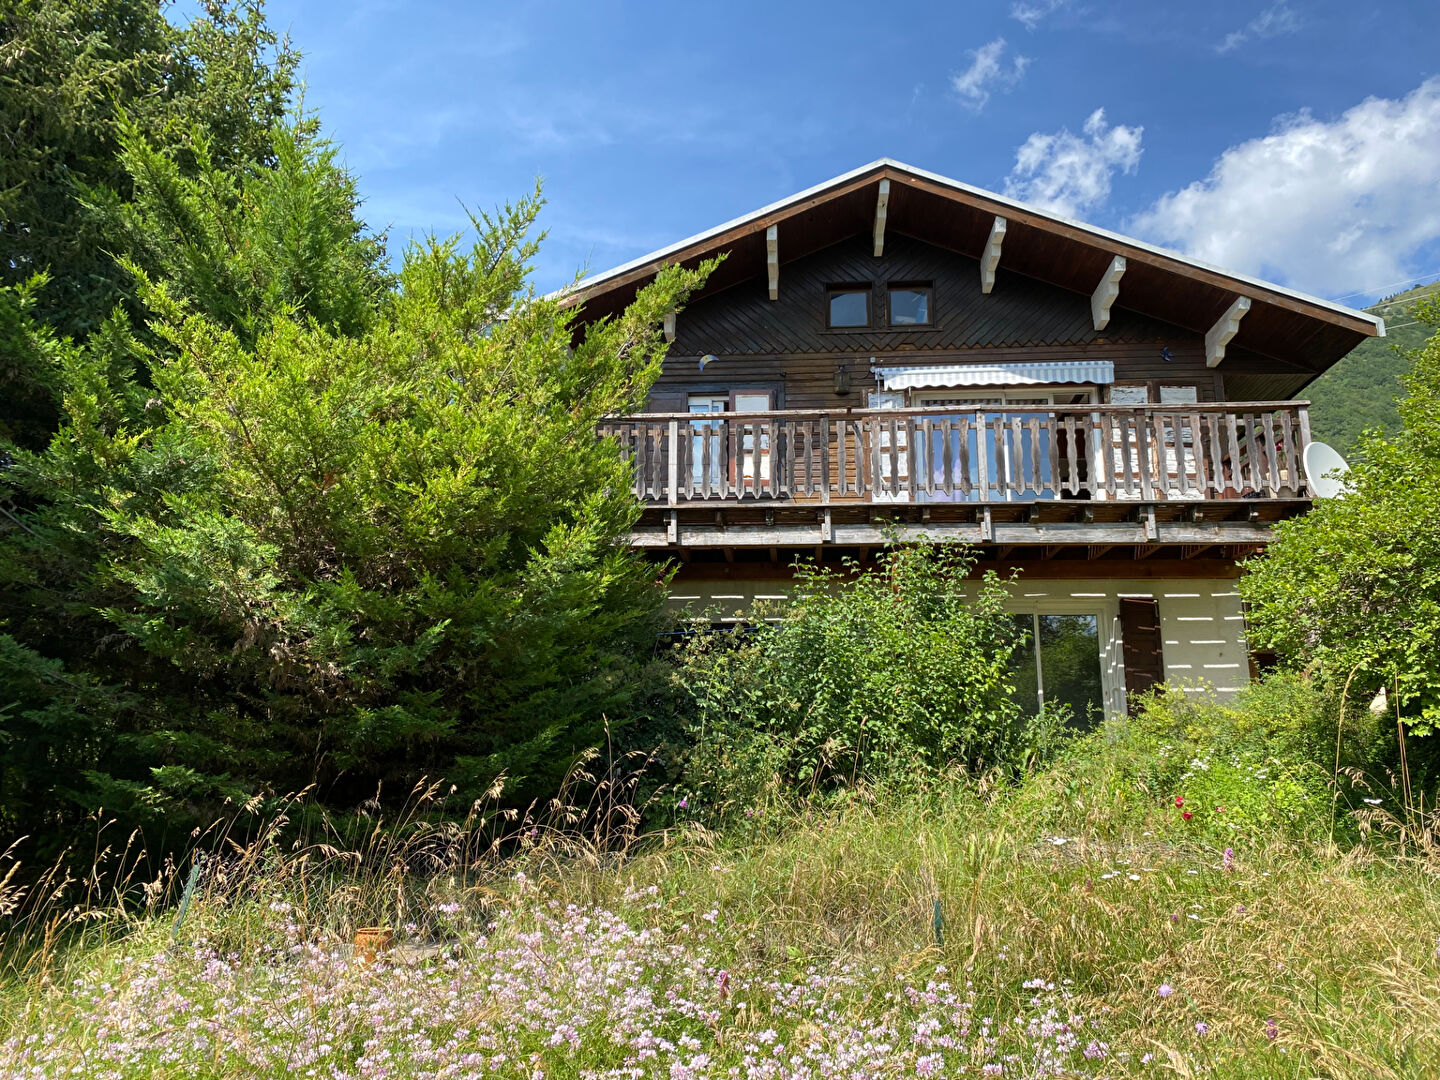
[886,282,934,327]
[825,284,872,329]
[1008,609,1109,725]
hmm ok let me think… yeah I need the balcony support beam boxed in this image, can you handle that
[873,179,890,257]
[766,225,779,300]
[1091,255,1126,331]
[981,216,1007,294]
[628,520,1278,548]
[1205,295,1251,367]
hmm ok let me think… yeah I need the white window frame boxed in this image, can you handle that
[1005,598,1123,720]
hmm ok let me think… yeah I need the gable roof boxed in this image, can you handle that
[564,159,1382,374]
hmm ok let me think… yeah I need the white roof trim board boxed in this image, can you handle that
[871,361,1115,391]
[564,158,1383,335]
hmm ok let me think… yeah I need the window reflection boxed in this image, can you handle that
[1009,612,1104,726]
[889,287,930,325]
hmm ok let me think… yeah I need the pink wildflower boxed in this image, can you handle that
[1157,983,1175,998]
[1223,847,1235,872]
[1174,795,1185,808]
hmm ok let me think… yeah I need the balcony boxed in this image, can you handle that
[601,402,1314,551]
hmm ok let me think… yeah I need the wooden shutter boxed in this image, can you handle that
[645,391,688,413]
[1119,598,1164,712]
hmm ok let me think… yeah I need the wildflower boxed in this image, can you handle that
[982,1065,1003,1076]
[1195,1021,1209,1035]
[1157,983,1175,998]
[716,969,730,999]
[1141,1053,1154,1063]
[1236,904,1246,913]
[1181,811,1193,821]
[1223,848,1235,872]
[1363,797,1382,805]
[678,797,689,810]
[1174,795,1185,808]
[1265,1018,1279,1040]
[1170,913,1180,924]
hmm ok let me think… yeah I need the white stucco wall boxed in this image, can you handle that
[666,575,1249,715]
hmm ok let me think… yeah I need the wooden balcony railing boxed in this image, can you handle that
[600,402,1313,506]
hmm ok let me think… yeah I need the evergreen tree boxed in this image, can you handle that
[1,116,712,844]
[0,0,299,447]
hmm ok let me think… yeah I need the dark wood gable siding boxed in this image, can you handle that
[674,233,1190,355]
[655,233,1229,410]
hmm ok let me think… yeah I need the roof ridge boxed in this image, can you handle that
[556,159,1383,333]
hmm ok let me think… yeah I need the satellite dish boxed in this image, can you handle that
[1303,441,1352,499]
[698,353,719,371]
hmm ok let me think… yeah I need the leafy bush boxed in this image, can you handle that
[667,544,1069,816]
[1242,310,1440,765]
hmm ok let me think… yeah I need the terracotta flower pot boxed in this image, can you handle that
[353,926,394,963]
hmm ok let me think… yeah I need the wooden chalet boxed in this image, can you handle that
[566,160,1384,717]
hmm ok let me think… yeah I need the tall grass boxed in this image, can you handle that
[1,703,1438,1079]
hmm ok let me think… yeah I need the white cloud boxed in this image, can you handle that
[1131,79,1440,298]
[1003,108,1143,218]
[1216,2,1301,54]
[1010,0,1070,31]
[950,39,1031,112]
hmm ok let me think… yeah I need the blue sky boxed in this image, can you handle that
[244,0,1439,304]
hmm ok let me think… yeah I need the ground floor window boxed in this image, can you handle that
[1009,613,1105,726]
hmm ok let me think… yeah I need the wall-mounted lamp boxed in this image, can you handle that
[833,363,852,396]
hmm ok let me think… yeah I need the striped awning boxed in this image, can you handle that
[871,360,1115,391]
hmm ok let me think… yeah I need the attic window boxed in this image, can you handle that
[889,284,931,326]
[827,286,870,328]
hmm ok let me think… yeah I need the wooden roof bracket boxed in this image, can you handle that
[1205,295,1252,367]
[981,216,1007,294]
[766,225,779,300]
[1091,255,1126,331]
[873,179,890,257]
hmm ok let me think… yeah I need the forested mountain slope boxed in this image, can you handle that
[1305,281,1438,450]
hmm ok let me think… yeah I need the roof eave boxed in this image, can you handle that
[556,158,1384,336]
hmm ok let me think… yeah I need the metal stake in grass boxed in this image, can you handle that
[171,854,204,944]
[932,899,944,947]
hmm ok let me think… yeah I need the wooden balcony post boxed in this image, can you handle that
[1296,404,1313,496]
[667,419,679,506]
[974,409,989,501]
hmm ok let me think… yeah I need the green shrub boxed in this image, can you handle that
[667,544,1070,817]
[1017,673,1388,844]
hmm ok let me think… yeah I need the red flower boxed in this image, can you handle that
[1174,795,1185,809]
[1182,810,1193,820]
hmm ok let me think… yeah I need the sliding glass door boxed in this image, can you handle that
[913,389,1095,502]
[1009,612,1105,726]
